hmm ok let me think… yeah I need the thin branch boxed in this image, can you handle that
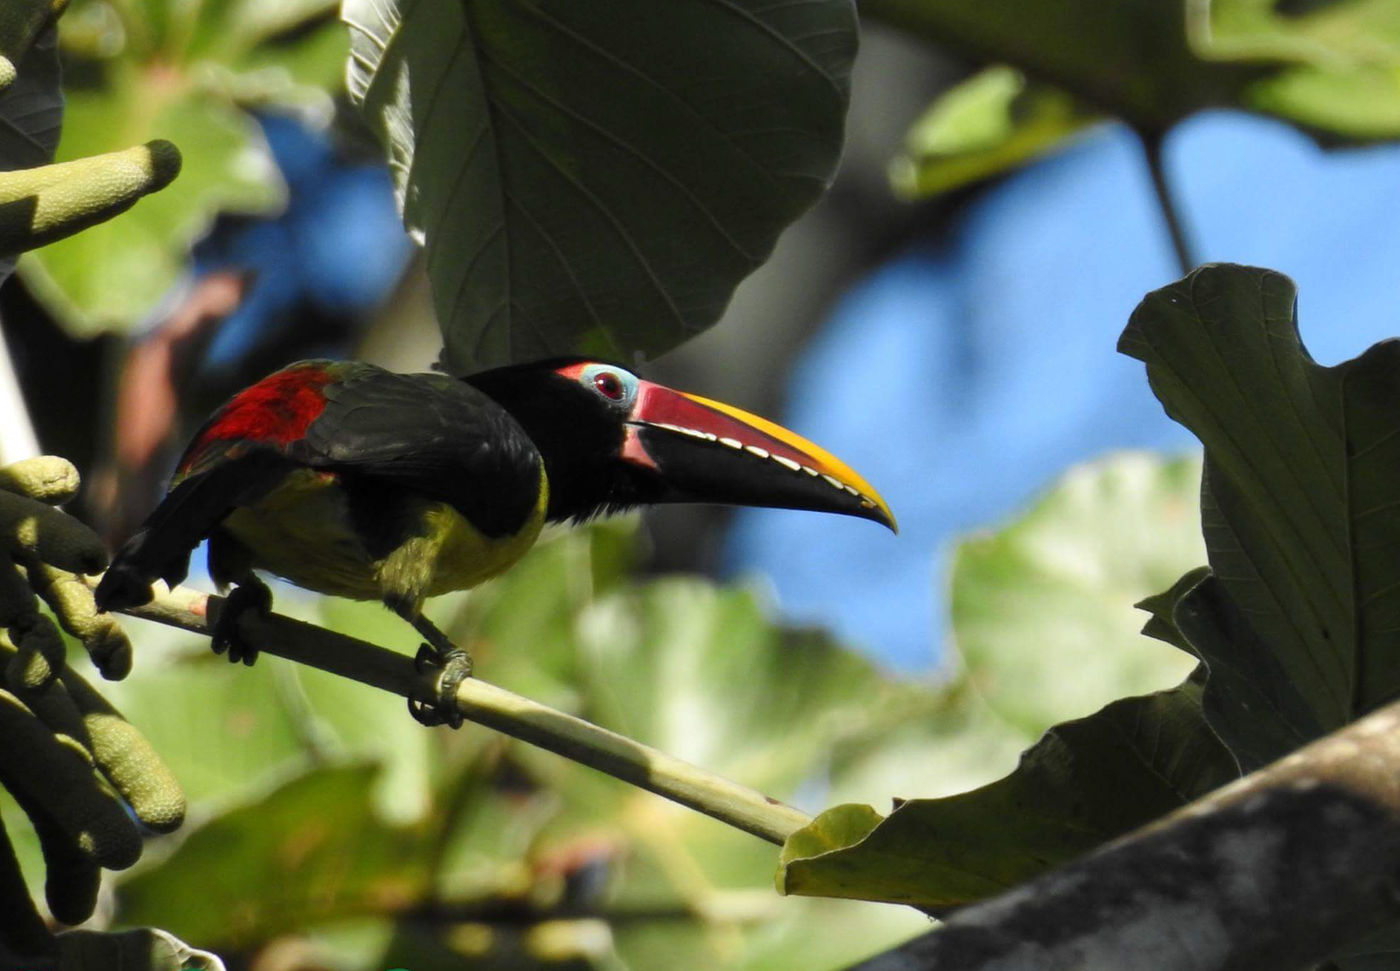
[844,697,1400,971]
[117,584,813,847]
[1138,128,1196,277]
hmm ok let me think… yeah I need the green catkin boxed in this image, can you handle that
[60,667,186,833]
[0,490,107,575]
[0,456,79,505]
[0,141,181,257]
[25,561,133,679]
[0,812,54,958]
[0,689,140,869]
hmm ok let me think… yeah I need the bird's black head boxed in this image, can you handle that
[466,358,897,531]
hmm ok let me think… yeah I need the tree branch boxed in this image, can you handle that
[844,698,1400,971]
[1138,127,1196,276]
[116,584,813,847]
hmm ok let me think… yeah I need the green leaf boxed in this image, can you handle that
[18,0,344,333]
[21,72,278,335]
[117,764,431,948]
[778,673,1235,909]
[1135,563,1211,655]
[113,525,938,967]
[0,20,59,167]
[872,0,1400,192]
[431,526,939,965]
[1199,0,1400,139]
[99,625,324,805]
[1119,263,1400,757]
[1171,574,1324,772]
[953,452,1204,734]
[861,0,1254,135]
[343,0,857,371]
[890,65,1098,198]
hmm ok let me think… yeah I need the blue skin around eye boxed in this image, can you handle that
[583,365,638,404]
[723,110,1400,672]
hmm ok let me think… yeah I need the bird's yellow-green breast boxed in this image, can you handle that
[222,464,549,607]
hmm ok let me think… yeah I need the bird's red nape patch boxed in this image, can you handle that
[180,364,336,471]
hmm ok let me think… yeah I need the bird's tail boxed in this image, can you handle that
[95,451,291,611]
[94,529,168,610]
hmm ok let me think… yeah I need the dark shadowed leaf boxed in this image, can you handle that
[1170,574,1323,773]
[1120,264,1400,768]
[343,0,857,372]
[0,23,61,284]
[55,928,225,971]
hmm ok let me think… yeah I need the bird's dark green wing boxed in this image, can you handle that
[290,365,543,539]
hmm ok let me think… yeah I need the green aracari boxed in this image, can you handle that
[96,358,896,725]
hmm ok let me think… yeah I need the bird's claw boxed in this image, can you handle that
[211,580,271,666]
[408,643,471,729]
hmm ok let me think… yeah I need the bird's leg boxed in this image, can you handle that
[388,600,471,729]
[211,575,272,666]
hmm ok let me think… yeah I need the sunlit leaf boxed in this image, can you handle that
[1198,0,1400,139]
[954,452,1203,734]
[890,66,1097,198]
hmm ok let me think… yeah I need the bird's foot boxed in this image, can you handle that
[408,643,472,729]
[211,578,271,666]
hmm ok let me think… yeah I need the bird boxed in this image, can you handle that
[96,357,896,726]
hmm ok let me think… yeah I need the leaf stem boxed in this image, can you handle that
[116,584,813,846]
[1138,128,1196,277]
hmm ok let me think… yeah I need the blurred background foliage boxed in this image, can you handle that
[4,0,1400,967]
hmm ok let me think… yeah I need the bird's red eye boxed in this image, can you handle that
[594,372,624,400]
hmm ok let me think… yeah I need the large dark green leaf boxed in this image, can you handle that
[1119,263,1400,756]
[1170,574,1323,772]
[343,0,857,372]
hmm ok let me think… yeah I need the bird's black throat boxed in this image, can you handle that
[467,363,665,525]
